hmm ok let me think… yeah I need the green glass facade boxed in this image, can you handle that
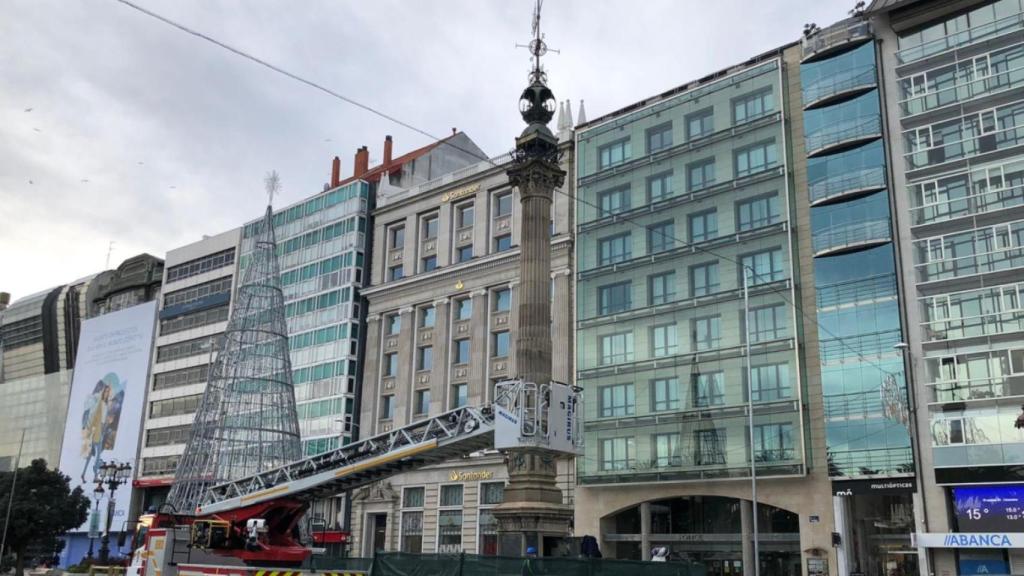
[575,59,807,485]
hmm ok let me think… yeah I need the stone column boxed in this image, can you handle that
[395,306,415,427]
[640,501,652,561]
[430,299,450,415]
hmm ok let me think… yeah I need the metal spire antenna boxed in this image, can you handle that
[167,171,302,514]
[515,0,559,85]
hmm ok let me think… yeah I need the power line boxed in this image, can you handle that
[112,0,906,381]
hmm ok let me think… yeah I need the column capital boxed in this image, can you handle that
[366,313,381,322]
[398,306,415,315]
[433,298,450,307]
[470,289,488,298]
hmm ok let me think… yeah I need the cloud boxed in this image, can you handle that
[0,0,850,302]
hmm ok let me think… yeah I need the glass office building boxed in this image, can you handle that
[574,55,818,571]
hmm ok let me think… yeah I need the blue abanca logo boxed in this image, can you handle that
[943,533,1012,547]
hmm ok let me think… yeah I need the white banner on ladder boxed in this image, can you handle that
[548,382,577,454]
[494,404,520,449]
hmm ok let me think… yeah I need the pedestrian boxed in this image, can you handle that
[521,546,538,576]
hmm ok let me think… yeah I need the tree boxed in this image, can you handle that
[0,459,89,576]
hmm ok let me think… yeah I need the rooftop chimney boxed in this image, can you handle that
[383,135,393,167]
[0,292,10,311]
[331,156,341,187]
[354,146,369,178]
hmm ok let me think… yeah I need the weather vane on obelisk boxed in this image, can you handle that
[515,0,559,84]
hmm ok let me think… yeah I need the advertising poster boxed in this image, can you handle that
[57,300,157,533]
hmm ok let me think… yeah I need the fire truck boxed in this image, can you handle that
[126,381,581,576]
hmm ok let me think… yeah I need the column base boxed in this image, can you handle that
[493,502,574,557]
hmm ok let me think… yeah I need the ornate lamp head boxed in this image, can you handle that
[519,82,557,126]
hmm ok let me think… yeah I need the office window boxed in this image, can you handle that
[492,331,510,357]
[600,332,634,365]
[388,265,404,281]
[690,262,720,297]
[652,377,680,412]
[647,220,675,253]
[689,210,718,243]
[384,353,398,377]
[456,245,473,263]
[751,363,791,402]
[695,429,726,465]
[687,108,714,140]
[687,159,716,191]
[692,315,721,351]
[419,306,436,328]
[600,437,635,471]
[598,233,632,265]
[440,484,463,506]
[598,281,632,315]
[386,314,401,335]
[654,433,682,467]
[648,271,676,305]
[748,304,786,342]
[693,371,725,407]
[456,203,474,228]
[733,88,774,124]
[647,171,673,203]
[647,122,673,153]
[381,395,395,419]
[437,510,463,553]
[754,423,795,462]
[600,383,635,417]
[651,323,678,357]
[401,510,424,553]
[735,141,778,177]
[421,255,437,272]
[455,298,472,320]
[494,234,512,252]
[404,486,425,508]
[479,482,504,556]
[454,339,471,364]
[422,214,439,240]
[417,346,433,371]
[741,248,784,285]
[598,139,631,169]
[493,288,511,312]
[493,193,512,218]
[598,186,631,216]
[451,383,468,408]
[389,225,405,250]
[737,194,781,231]
[414,389,431,415]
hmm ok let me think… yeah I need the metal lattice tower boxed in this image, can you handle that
[168,174,302,514]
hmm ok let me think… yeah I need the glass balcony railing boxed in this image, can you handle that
[806,115,882,157]
[803,65,877,109]
[923,309,1024,343]
[828,447,913,477]
[930,374,1024,403]
[818,329,903,363]
[901,62,1024,117]
[912,182,1024,226]
[905,123,1024,170]
[802,20,872,62]
[815,273,897,309]
[897,11,1024,65]
[812,218,891,256]
[917,245,1024,283]
[809,166,886,206]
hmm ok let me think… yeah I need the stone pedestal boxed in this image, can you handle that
[492,448,573,556]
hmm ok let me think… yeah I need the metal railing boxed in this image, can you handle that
[815,273,897,309]
[803,65,876,109]
[802,20,872,61]
[896,11,1024,65]
[906,124,1024,171]
[818,329,903,363]
[922,308,1024,342]
[929,374,1024,403]
[806,115,881,157]
[912,182,1024,226]
[812,218,891,255]
[809,166,886,205]
[901,60,1024,117]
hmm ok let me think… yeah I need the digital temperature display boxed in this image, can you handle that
[953,485,1024,532]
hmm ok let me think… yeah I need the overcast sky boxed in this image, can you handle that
[0,0,851,302]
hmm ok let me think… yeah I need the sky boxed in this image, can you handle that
[0,0,852,302]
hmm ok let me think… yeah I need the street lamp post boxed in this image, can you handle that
[87,485,104,560]
[95,461,132,564]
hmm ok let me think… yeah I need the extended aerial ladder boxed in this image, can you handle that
[135,380,581,576]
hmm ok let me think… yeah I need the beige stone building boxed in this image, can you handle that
[352,131,577,556]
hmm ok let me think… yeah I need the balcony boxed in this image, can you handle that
[809,166,886,206]
[906,123,1024,171]
[815,273,897,310]
[802,19,872,63]
[812,218,891,257]
[901,61,1024,118]
[911,181,1024,226]
[803,65,877,110]
[930,374,1024,404]
[897,11,1024,65]
[916,242,1024,283]
[806,115,882,158]
[923,309,1024,344]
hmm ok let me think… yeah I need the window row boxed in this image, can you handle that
[159,305,229,337]
[289,323,354,351]
[285,288,352,318]
[383,291,509,336]
[595,89,776,170]
[916,220,1024,279]
[155,335,220,363]
[277,216,364,257]
[149,393,202,419]
[145,424,192,447]
[904,99,1024,170]
[293,359,353,385]
[244,182,367,238]
[280,252,361,286]
[400,482,505,555]
[163,275,232,308]
[911,156,1024,225]
[166,248,235,283]
[926,348,1024,403]
[598,422,797,471]
[153,364,210,391]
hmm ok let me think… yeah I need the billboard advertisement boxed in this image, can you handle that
[58,300,157,533]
